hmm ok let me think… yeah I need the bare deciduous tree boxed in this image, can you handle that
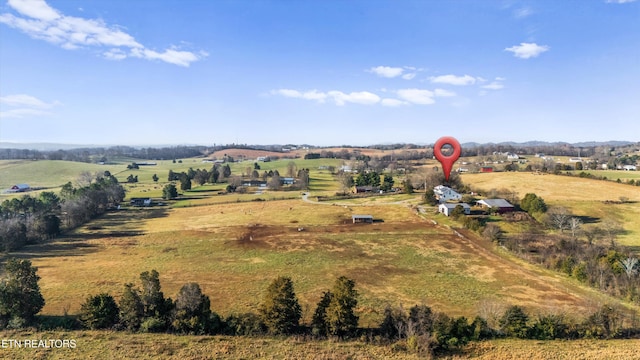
[547,207,571,232]
[569,217,582,239]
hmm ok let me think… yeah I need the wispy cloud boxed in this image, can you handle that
[380,98,407,107]
[327,91,380,106]
[429,74,477,86]
[514,6,534,19]
[505,42,549,59]
[271,86,456,106]
[0,0,206,67]
[271,89,379,106]
[0,94,60,118]
[369,66,404,78]
[482,82,504,90]
[606,0,637,3]
[396,88,435,105]
[368,65,420,80]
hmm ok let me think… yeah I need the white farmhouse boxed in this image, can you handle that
[434,185,462,203]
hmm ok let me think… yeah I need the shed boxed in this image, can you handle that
[438,203,471,216]
[477,199,515,213]
[480,167,494,173]
[9,184,30,192]
[130,198,152,207]
[352,215,373,224]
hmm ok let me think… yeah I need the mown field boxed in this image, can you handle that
[0,330,638,360]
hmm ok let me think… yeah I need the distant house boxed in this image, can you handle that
[281,177,295,185]
[506,153,519,160]
[622,165,637,171]
[243,180,267,187]
[569,158,583,163]
[130,198,152,207]
[477,199,515,213]
[352,215,373,224]
[355,185,379,193]
[480,166,494,173]
[8,184,30,193]
[438,203,471,216]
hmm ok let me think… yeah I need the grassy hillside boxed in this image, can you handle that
[461,172,640,247]
[0,330,638,360]
[13,197,636,328]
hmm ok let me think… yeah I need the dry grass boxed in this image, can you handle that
[15,198,636,328]
[461,172,640,247]
[1,330,638,360]
[461,172,640,202]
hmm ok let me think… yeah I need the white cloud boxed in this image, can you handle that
[0,0,205,67]
[396,88,435,105]
[272,86,455,107]
[401,73,416,80]
[495,76,506,81]
[369,66,404,78]
[381,98,407,107]
[482,82,504,90]
[514,7,533,19]
[327,91,380,106]
[0,94,59,108]
[606,0,637,3]
[434,89,456,97]
[0,94,60,119]
[272,89,379,105]
[0,108,53,118]
[505,42,549,59]
[271,89,327,103]
[429,74,477,86]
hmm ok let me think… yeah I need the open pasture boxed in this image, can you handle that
[461,172,640,247]
[17,198,634,328]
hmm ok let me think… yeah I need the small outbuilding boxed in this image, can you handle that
[352,215,374,224]
[477,199,515,213]
[8,184,30,193]
[130,198,152,207]
[438,203,471,216]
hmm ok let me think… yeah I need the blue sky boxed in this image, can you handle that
[1,0,638,146]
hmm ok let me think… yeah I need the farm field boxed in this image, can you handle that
[0,330,638,360]
[2,156,640,359]
[13,196,637,328]
[461,172,640,247]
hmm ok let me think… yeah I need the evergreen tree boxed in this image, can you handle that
[326,276,359,337]
[0,258,45,326]
[311,291,332,337]
[79,293,119,329]
[499,305,529,338]
[139,270,173,331]
[259,276,302,335]
[162,183,178,200]
[172,283,213,334]
[119,283,144,331]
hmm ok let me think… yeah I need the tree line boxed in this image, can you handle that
[0,174,125,252]
[2,261,638,357]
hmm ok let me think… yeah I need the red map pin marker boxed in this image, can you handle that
[434,136,461,182]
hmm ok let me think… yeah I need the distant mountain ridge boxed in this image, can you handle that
[0,140,636,151]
